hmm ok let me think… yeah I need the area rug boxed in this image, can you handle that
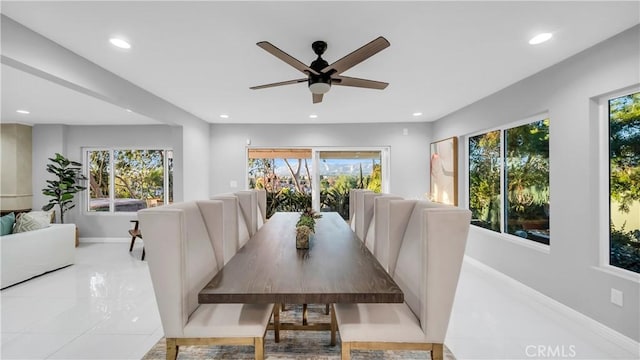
[142,304,456,360]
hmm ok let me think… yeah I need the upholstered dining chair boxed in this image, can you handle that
[360,192,380,250]
[138,200,276,360]
[211,194,250,265]
[365,194,403,270]
[235,190,260,237]
[349,189,373,236]
[334,200,471,360]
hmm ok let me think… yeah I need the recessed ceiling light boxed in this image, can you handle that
[16,109,30,114]
[219,114,229,119]
[125,109,133,113]
[412,112,423,117]
[309,114,318,119]
[109,37,131,49]
[529,33,553,45]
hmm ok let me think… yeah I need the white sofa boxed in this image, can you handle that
[1,223,76,289]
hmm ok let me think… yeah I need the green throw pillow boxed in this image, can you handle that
[13,212,50,233]
[1,212,15,236]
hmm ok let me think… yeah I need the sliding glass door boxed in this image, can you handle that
[314,149,387,219]
[248,147,389,219]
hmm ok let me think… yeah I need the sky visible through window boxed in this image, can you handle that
[271,158,378,177]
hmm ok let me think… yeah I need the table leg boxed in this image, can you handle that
[302,304,308,326]
[330,304,337,346]
[273,304,280,343]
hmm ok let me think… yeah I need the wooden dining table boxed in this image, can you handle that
[198,211,404,343]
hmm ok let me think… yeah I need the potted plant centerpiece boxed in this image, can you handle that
[42,153,87,246]
[296,207,321,249]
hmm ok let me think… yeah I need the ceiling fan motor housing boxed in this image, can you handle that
[308,74,331,94]
[309,41,331,94]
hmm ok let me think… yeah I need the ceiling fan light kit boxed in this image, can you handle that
[250,37,390,103]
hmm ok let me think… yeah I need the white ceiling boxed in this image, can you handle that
[1,1,638,125]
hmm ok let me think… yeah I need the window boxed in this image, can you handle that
[608,92,640,273]
[86,149,173,213]
[469,130,502,232]
[248,147,388,219]
[317,150,382,220]
[468,117,550,245]
[248,148,313,218]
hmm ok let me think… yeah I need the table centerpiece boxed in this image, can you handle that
[296,208,322,249]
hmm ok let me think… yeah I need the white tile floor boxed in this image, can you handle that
[1,243,638,360]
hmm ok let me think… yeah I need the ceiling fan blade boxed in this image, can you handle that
[322,36,390,75]
[250,78,307,90]
[257,41,320,76]
[332,76,388,90]
[312,93,323,104]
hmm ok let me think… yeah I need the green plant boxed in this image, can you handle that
[296,207,322,233]
[42,153,87,223]
[321,187,350,220]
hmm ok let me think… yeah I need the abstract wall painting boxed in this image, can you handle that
[430,137,458,205]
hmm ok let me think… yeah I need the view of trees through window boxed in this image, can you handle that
[318,151,381,219]
[469,119,550,245]
[469,130,501,232]
[609,92,640,273]
[248,149,382,219]
[88,149,173,212]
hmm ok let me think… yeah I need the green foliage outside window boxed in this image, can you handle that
[609,92,640,273]
[469,130,502,232]
[505,120,550,243]
[88,149,173,212]
[469,120,551,245]
[248,155,381,220]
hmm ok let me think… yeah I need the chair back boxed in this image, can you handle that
[255,189,267,225]
[196,200,225,270]
[352,189,373,240]
[361,192,381,251]
[211,194,250,263]
[138,201,220,338]
[235,191,259,236]
[368,195,403,271]
[388,200,471,342]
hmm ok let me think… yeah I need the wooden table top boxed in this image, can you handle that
[199,212,404,304]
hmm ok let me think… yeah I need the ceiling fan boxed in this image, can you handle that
[250,36,390,104]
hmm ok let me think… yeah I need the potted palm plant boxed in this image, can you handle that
[42,153,87,245]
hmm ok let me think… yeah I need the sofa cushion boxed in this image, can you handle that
[1,212,15,235]
[13,212,51,233]
[29,210,55,223]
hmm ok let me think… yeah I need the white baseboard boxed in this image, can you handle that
[463,255,640,355]
[79,237,130,243]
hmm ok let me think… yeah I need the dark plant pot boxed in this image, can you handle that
[296,231,310,249]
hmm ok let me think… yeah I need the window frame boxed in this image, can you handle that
[597,86,640,280]
[245,146,390,213]
[465,112,550,248]
[83,147,173,215]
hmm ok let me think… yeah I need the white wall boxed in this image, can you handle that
[432,25,640,341]
[32,124,178,238]
[181,120,210,201]
[32,124,66,217]
[209,122,431,199]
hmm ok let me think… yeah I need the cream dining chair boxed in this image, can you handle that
[138,200,276,360]
[334,200,471,360]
